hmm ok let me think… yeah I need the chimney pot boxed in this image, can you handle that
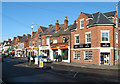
[48,24,52,27]
[64,16,68,30]
[55,20,59,32]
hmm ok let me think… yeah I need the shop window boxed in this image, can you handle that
[61,49,68,60]
[74,51,80,60]
[101,31,109,42]
[84,51,93,61]
[53,49,58,59]
[35,41,37,47]
[80,19,84,29]
[85,32,91,43]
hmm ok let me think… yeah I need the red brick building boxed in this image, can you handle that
[70,11,119,65]
[27,26,47,56]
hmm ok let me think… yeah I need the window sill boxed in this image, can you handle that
[84,60,93,61]
[101,41,110,43]
[74,59,80,60]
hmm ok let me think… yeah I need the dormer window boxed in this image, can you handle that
[80,19,84,29]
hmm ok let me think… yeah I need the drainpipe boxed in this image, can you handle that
[113,24,115,66]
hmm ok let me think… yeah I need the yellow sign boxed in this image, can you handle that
[39,59,43,68]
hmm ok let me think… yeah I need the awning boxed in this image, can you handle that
[59,46,68,49]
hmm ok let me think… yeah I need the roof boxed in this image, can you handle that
[40,26,48,32]
[72,11,116,31]
[103,11,116,17]
[43,25,56,35]
[70,22,77,31]
[19,36,27,42]
[51,24,73,37]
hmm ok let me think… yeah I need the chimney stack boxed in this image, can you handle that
[23,34,26,37]
[64,16,68,30]
[27,34,31,39]
[55,20,59,32]
[32,32,36,36]
[8,39,11,42]
[48,24,53,28]
[13,37,16,41]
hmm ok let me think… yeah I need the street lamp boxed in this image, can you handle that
[29,24,34,65]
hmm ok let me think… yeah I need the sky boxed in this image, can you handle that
[2,2,118,42]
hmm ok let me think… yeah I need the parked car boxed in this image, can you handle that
[38,56,52,63]
[0,55,2,62]
[27,55,36,62]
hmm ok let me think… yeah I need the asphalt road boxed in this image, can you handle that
[2,57,120,84]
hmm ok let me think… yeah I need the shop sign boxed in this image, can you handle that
[59,46,68,49]
[27,48,31,50]
[74,44,91,49]
[51,47,58,50]
[101,43,110,47]
[33,48,38,50]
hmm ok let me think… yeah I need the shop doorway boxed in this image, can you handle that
[100,53,110,65]
[53,49,58,59]
[61,49,68,60]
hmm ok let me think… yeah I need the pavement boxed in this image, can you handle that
[14,56,120,70]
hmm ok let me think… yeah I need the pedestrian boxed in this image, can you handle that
[58,54,61,62]
[55,53,58,62]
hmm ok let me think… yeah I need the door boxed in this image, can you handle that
[100,53,110,65]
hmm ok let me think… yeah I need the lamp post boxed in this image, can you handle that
[29,24,34,65]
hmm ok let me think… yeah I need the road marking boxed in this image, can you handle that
[73,72,78,78]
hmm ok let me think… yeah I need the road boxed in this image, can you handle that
[2,57,120,83]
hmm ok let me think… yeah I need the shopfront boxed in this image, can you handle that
[100,43,111,65]
[51,45,70,62]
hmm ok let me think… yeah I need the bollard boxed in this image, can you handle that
[38,58,43,68]
[34,57,38,64]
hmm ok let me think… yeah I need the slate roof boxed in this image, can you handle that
[41,26,48,32]
[70,11,116,31]
[103,11,116,17]
[51,24,73,37]
[19,36,27,42]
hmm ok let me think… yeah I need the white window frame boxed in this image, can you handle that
[85,32,91,44]
[39,40,41,46]
[53,39,57,44]
[74,51,80,60]
[74,34,79,44]
[42,39,44,45]
[116,32,118,44]
[80,18,84,29]
[46,38,50,45]
[101,30,110,43]
[84,51,93,61]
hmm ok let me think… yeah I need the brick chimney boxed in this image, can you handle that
[32,32,36,36]
[27,34,31,39]
[64,16,68,30]
[55,20,59,32]
[48,24,52,27]
[8,39,11,42]
[23,34,26,37]
[13,37,16,41]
